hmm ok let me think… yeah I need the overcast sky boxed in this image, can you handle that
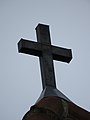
[0,0,90,120]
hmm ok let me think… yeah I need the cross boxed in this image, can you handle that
[18,24,72,91]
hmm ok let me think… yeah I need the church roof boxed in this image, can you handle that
[36,96,90,120]
[23,96,90,120]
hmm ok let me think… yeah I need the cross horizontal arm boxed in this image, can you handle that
[18,38,42,56]
[18,39,72,63]
[52,45,72,63]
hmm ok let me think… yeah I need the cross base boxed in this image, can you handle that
[36,87,71,103]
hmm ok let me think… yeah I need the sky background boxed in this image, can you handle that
[0,0,90,120]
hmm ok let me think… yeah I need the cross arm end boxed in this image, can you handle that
[17,38,42,56]
[52,46,72,63]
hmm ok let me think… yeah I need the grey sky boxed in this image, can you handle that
[0,0,90,120]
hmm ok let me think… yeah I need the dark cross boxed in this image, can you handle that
[18,24,72,90]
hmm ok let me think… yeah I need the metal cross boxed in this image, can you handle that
[18,24,72,91]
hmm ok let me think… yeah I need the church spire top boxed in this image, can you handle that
[18,23,72,102]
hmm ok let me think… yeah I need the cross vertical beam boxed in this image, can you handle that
[36,24,56,89]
